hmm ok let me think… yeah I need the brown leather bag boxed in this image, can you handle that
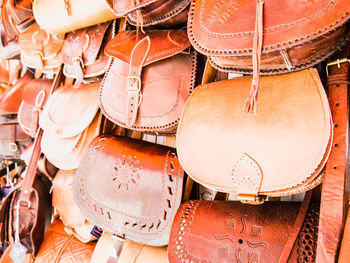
[113,0,190,28]
[73,134,184,246]
[177,68,332,203]
[101,29,197,134]
[168,194,319,263]
[34,220,95,263]
[19,23,65,78]
[39,82,102,170]
[62,21,115,88]
[188,0,350,75]
[52,169,95,243]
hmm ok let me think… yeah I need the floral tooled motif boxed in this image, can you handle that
[112,155,142,192]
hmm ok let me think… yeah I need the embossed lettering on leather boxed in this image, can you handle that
[39,83,101,170]
[101,29,197,134]
[177,68,332,196]
[168,200,319,263]
[188,0,350,74]
[73,135,184,246]
[34,220,95,263]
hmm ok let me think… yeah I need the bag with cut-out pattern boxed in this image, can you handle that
[73,134,184,246]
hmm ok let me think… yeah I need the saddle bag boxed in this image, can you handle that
[39,82,102,170]
[188,0,350,74]
[101,29,197,134]
[177,68,332,203]
[73,134,184,246]
[62,21,115,88]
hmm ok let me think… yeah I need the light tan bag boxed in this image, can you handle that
[32,0,118,34]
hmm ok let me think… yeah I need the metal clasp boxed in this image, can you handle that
[237,194,265,205]
[126,76,141,94]
[326,58,350,77]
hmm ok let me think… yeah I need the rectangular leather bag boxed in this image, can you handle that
[113,0,190,28]
[188,0,350,74]
[177,68,332,202]
[101,29,197,134]
[39,83,102,170]
[34,220,95,263]
[62,21,115,88]
[73,134,184,246]
[168,198,319,263]
[32,0,118,35]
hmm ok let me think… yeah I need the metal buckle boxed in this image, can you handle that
[237,194,265,205]
[9,143,17,153]
[127,76,141,93]
[326,58,350,77]
[16,200,31,209]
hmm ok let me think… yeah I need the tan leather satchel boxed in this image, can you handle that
[39,82,102,170]
[34,220,95,263]
[73,134,184,246]
[101,29,197,134]
[62,21,115,88]
[19,23,65,78]
[177,68,332,203]
[32,0,118,35]
[52,169,95,243]
[188,0,350,75]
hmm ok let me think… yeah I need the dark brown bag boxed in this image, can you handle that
[168,193,319,263]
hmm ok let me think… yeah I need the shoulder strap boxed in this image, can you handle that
[316,54,350,262]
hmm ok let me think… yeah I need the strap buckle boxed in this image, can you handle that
[326,58,350,77]
[237,194,265,205]
[127,76,141,94]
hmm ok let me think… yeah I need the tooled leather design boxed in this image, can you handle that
[112,156,142,192]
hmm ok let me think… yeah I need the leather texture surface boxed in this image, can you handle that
[52,169,95,243]
[34,220,95,263]
[188,0,350,74]
[73,134,184,246]
[90,232,113,263]
[177,68,332,196]
[19,23,64,78]
[39,83,101,170]
[62,21,114,88]
[119,240,167,263]
[33,0,118,34]
[168,200,319,263]
[101,29,196,134]
[339,210,350,262]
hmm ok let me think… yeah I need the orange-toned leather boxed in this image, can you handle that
[339,210,350,262]
[316,57,349,262]
[101,29,197,134]
[39,82,101,170]
[118,240,167,263]
[34,220,95,263]
[177,68,332,197]
[19,23,64,78]
[52,170,95,243]
[168,199,319,263]
[33,0,118,35]
[73,135,184,246]
[188,0,350,74]
[62,21,114,88]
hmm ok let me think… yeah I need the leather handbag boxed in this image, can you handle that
[52,169,95,243]
[118,240,167,263]
[188,0,350,75]
[39,82,102,170]
[34,219,95,263]
[101,29,197,134]
[177,68,332,203]
[19,23,65,78]
[73,134,184,246]
[113,0,190,28]
[168,193,319,263]
[62,21,115,88]
[32,0,118,35]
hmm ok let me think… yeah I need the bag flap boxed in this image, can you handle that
[113,0,158,16]
[39,82,100,139]
[188,0,350,55]
[105,29,190,67]
[177,68,332,196]
[168,200,303,262]
[73,135,184,246]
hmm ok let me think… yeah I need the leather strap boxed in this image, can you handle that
[125,36,150,127]
[17,67,64,204]
[339,205,350,262]
[279,190,312,262]
[316,57,349,262]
